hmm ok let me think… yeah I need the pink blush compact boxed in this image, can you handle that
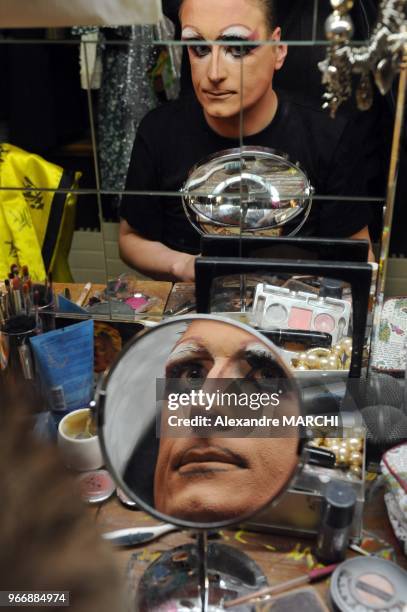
[125,295,150,312]
[288,307,313,330]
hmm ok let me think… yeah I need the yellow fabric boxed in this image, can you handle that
[0,143,81,282]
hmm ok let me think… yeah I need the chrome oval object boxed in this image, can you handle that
[182,147,313,237]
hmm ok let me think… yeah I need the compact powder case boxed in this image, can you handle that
[252,283,351,345]
[76,469,115,504]
[330,557,407,612]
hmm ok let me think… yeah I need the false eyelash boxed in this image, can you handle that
[246,353,274,368]
[218,35,252,42]
[245,352,284,379]
[183,36,258,57]
[218,35,259,49]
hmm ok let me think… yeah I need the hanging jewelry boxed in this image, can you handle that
[320,0,407,116]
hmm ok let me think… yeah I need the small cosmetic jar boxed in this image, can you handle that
[58,408,103,471]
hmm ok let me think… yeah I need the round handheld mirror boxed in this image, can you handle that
[97,315,305,610]
[182,147,313,237]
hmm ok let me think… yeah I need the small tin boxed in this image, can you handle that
[77,469,115,504]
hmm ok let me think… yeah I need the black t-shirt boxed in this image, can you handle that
[121,91,376,254]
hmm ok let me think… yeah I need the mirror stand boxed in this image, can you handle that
[197,531,209,611]
[135,531,268,611]
[98,316,303,611]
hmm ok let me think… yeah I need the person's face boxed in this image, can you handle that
[180,0,287,122]
[154,320,299,522]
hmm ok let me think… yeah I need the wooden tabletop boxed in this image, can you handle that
[87,483,407,609]
[51,281,406,606]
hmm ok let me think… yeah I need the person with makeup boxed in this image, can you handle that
[153,319,300,522]
[120,0,377,281]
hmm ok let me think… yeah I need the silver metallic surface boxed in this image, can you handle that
[182,147,313,237]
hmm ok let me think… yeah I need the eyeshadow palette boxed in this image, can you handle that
[252,283,351,345]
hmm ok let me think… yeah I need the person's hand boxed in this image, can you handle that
[171,253,198,282]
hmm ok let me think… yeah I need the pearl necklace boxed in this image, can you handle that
[292,337,352,371]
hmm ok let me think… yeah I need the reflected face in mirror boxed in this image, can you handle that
[180,0,287,126]
[164,319,281,380]
[153,320,299,523]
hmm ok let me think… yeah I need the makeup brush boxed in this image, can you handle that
[11,276,23,314]
[22,283,31,316]
[47,271,54,307]
[22,266,32,290]
[4,279,11,318]
[0,293,5,327]
[223,564,338,609]
[33,289,40,329]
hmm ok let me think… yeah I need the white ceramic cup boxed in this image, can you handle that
[58,408,104,471]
